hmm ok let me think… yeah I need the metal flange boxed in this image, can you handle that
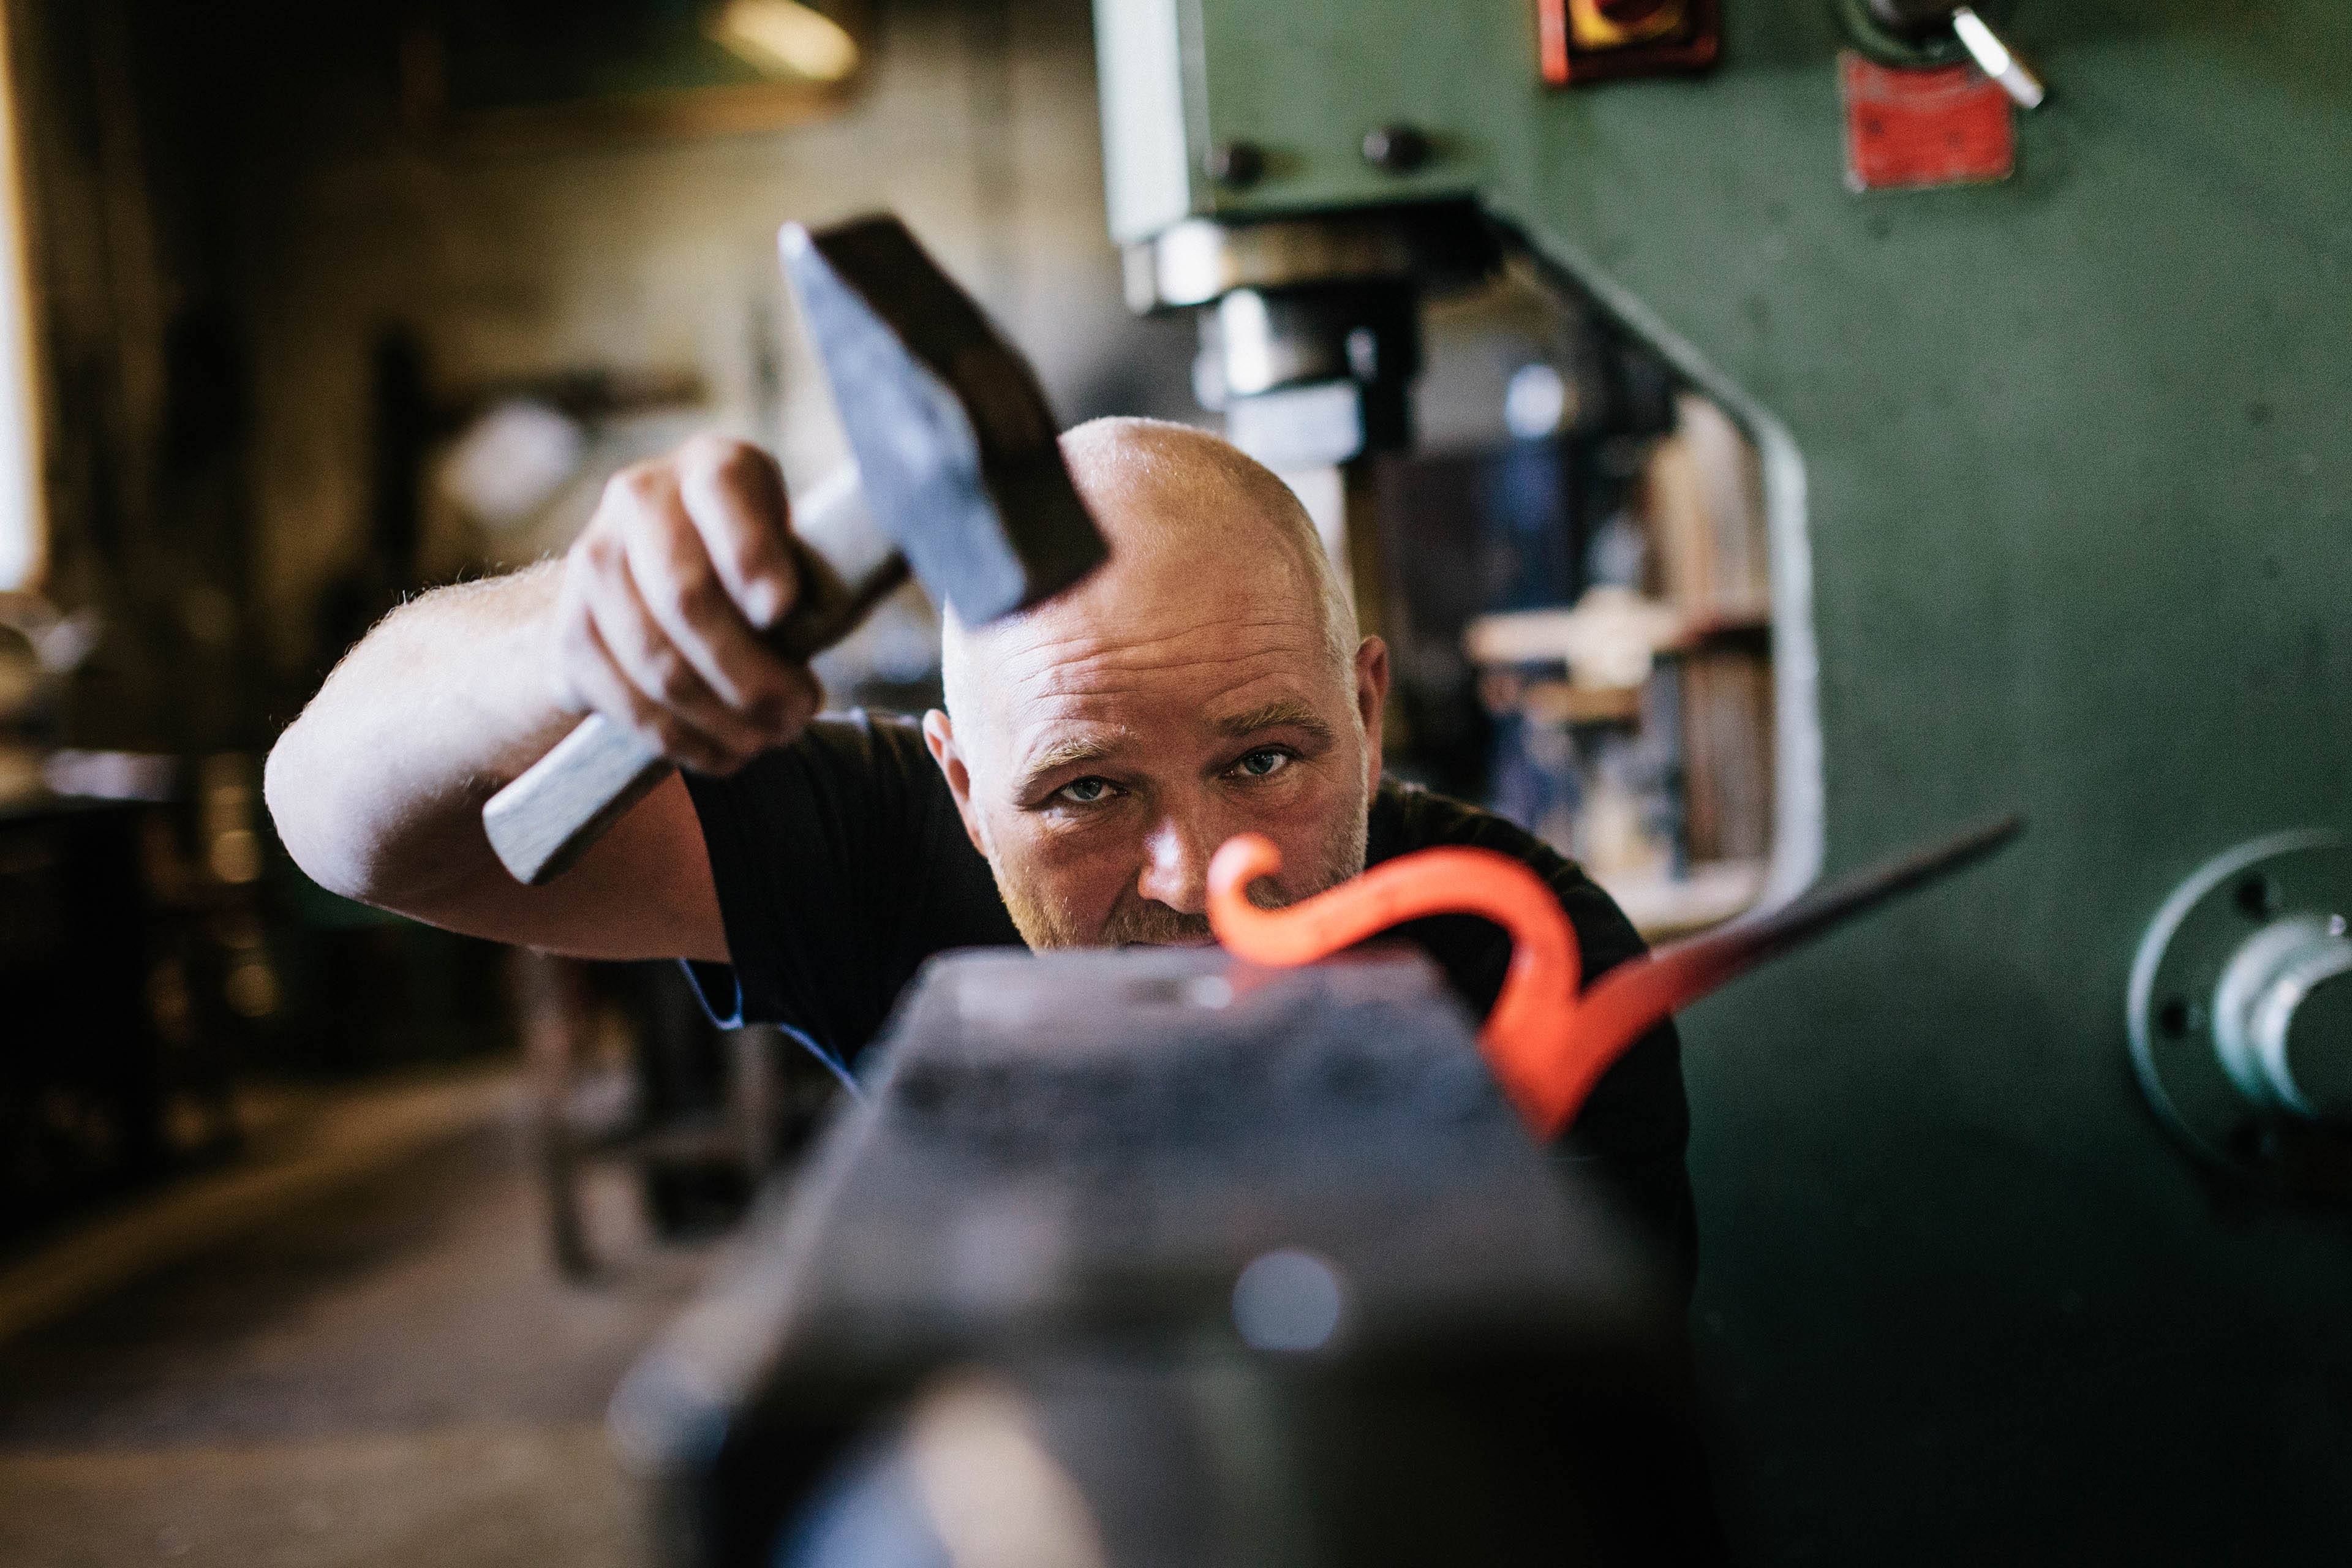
[2128,829,2352,1197]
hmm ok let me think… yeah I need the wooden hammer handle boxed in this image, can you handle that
[481,543,911,886]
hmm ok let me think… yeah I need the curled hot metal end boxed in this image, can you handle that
[1208,816,2022,1137]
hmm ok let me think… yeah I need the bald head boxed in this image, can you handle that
[943,417,1354,724]
[921,415,1385,951]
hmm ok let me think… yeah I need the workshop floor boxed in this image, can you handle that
[0,1069,720,1568]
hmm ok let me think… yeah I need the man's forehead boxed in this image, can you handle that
[961,538,1328,697]
[1004,650,1329,731]
[1002,672,1337,777]
[943,420,1352,761]
[987,607,1322,686]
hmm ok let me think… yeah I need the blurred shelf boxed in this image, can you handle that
[1517,678,1643,726]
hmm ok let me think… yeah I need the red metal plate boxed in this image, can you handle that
[1840,51,2013,192]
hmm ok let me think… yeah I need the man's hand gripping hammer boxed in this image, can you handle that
[481,216,1107,886]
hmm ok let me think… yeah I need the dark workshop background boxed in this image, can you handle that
[2,0,1199,1170]
[0,4,1202,1561]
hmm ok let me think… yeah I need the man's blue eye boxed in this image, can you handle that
[1238,750,1289,778]
[1060,777,1110,804]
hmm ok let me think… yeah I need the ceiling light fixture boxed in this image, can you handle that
[708,0,860,85]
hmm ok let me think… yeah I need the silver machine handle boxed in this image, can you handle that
[1951,6,2045,108]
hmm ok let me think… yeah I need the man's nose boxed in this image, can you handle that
[1136,805,1217,912]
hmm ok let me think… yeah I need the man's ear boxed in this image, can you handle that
[921,709,989,856]
[1354,636,1389,791]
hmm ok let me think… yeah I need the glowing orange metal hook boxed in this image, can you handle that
[1207,818,2022,1139]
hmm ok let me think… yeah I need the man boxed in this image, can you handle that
[266,417,1694,1286]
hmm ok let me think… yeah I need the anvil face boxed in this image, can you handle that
[614,947,1706,1566]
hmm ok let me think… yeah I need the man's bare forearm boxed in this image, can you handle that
[266,562,575,910]
[265,440,815,959]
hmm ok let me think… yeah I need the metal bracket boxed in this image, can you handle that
[2128,829,2352,1197]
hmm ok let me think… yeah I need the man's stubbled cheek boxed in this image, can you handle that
[979,818,1120,949]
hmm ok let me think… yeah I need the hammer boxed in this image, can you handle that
[481,215,1107,886]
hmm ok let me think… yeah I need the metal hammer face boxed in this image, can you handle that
[779,215,1106,623]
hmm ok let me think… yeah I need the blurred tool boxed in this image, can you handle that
[1208,816,2023,1134]
[516,952,829,1279]
[482,214,1107,886]
[611,946,1725,1567]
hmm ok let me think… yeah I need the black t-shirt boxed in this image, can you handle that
[682,710,1695,1287]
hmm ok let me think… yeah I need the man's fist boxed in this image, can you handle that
[549,435,823,774]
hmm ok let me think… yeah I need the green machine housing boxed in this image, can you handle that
[1093,2,2352,1562]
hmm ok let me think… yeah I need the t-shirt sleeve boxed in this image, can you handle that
[679,712,1019,1065]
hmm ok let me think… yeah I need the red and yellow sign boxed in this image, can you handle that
[1537,0,1719,86]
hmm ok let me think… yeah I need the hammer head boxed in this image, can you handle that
[778,215,1106,624]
